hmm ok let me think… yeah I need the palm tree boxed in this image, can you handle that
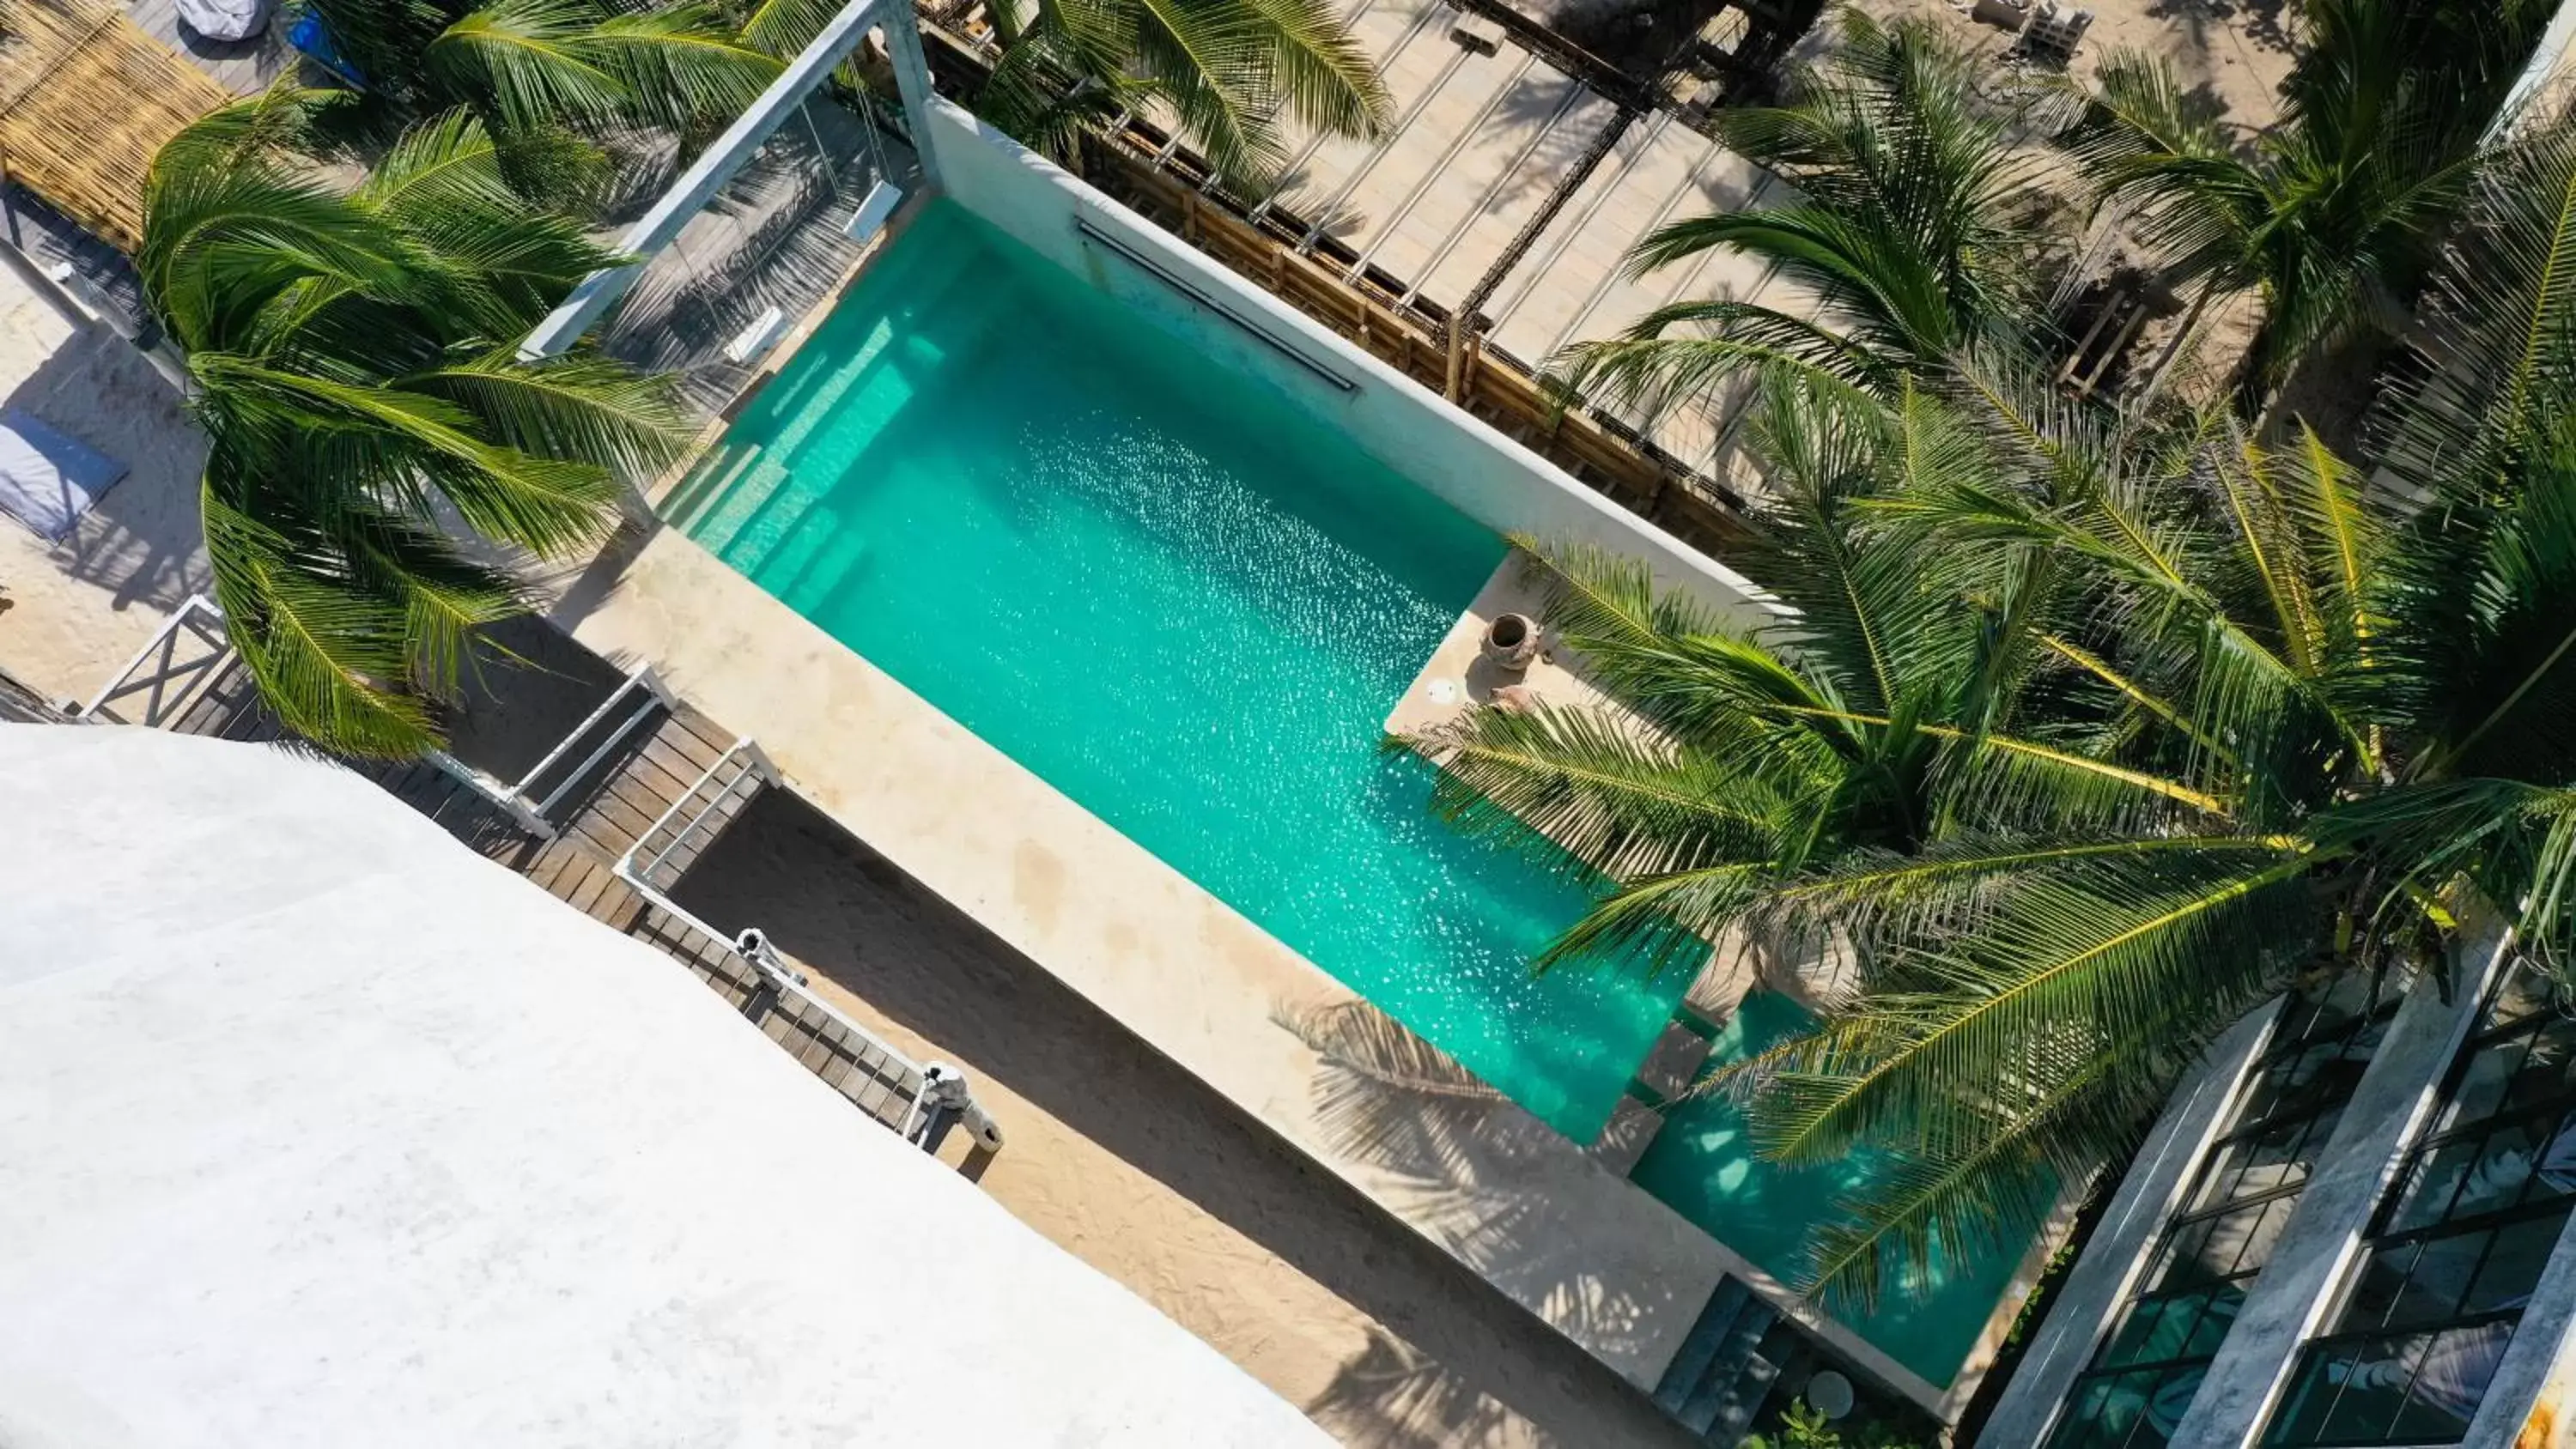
[139,94,689,756]
[1402,113,2576,1313]
[2059,0,2554,407]
[1551,10,2073,417]
[710,0,1388,188]
[294,0,781,201]
[962,0,1388,188]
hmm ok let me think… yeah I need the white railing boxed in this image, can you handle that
[615,737,1001,1154]
[77,603,998,1154]
[81,594,233,726]
[429,666,675,838]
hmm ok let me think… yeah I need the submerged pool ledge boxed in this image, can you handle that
[552,525,1953,1406]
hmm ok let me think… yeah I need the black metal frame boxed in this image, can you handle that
[2045,981,2405,1449]
[2263,967,2576,1448]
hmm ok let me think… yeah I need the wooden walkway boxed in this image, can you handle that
[124,0,295,97]
[163,648,941,1140]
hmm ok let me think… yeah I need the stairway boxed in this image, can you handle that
[1654,1276,1795,1446]
[677,236,1005,572]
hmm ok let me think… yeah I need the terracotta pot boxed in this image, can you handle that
[1481,612,1542,671]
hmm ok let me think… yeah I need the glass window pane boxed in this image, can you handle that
[2314,1333,2433,1445]
[2184,1288,2245,1357]
[2455,1122,2543,1218]
[2050,1373,2121,1448]
[2336,1240,2419,1332]
[2464,1210,2571,1313]
[2219,1197,2296,1280]
[2502,1022,2576,1117]
[2445,1034,2532,1130]
[2148,1219,2210,1294]
[2266,1342,2360,1446]
[2387,1231,2488,1328]
[2391,1322,2517,1440]
[2388,1137,2486,1232]
[2099,1297,2177,1368]
[2483,967,2555,1033]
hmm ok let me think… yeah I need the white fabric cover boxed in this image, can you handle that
[0,725,1330,1448]
[173,0,267,42]
[0,408,125,543]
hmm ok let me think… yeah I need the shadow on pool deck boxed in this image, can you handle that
[665,785,1696,1449]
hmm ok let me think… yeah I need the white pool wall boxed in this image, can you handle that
[919,100,1781,631]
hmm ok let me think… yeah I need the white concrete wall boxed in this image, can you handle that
[918,100,1781,632]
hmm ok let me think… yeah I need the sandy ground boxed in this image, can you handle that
[1833,0,2297,136]
[0,254,206,706]
[668,790,1699,1449]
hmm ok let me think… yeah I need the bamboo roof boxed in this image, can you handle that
[0,0,228,251]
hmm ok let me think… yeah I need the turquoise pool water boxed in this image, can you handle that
[1631,991,2039,1387]
[670,201,1691,1140]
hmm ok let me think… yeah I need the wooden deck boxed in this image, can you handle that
[161,644,943,1143]
[123,0,296,96]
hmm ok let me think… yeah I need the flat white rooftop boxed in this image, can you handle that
[0,724,1329,1448]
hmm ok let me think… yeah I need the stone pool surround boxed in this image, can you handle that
[549,96,2063,1421]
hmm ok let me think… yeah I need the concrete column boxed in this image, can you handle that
[882,2,945,191]
[1973,1002,2284,1447]
[2168,923,2519,1449]
[2463,1205,2576,1448]
[519,0,915,360]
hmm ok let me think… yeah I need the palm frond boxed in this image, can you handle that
[1395,700,1795,882]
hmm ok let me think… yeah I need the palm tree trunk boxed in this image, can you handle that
[2127,275,2221,419]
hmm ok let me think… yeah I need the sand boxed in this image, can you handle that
[1843,0,2296,136]
[668,789,1699,1449]
[0,253,209,707]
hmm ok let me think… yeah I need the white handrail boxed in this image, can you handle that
[81,594,231,724]
[523,669,673,814]
[612,738,1002,1154]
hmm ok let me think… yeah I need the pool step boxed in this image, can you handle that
[660,440,769,537]
[1698,1321,1789,1446]
[690,271,1030,574]
[692,338,915,568]
[1653,1276,1788,1446]
[678,235,1042,574]
[738,244,984,470]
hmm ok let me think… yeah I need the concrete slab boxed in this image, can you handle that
[1382,551,1641,740]
[1589,1094,1666,1176]
[1636,1019,1713,1101]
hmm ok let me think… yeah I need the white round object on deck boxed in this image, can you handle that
[1425,678,1460,705]
[176,0,270,40]
[1806,1370,1856,1420]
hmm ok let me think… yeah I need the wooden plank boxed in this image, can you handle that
[584,876,642,928]
[564,778,660,863]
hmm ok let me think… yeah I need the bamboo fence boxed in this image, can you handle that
[0,0,229,251]
[913,21,1756,555]
[1075,139,1757,556]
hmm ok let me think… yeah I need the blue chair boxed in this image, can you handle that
[286,12,366,88]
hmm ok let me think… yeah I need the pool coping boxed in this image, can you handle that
[562,112,2053,1424]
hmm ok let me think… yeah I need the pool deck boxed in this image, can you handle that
[546,518,1957,1410]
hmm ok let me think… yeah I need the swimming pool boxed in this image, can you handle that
[1631,990,2044,1388]
[666,201,1690,1140]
